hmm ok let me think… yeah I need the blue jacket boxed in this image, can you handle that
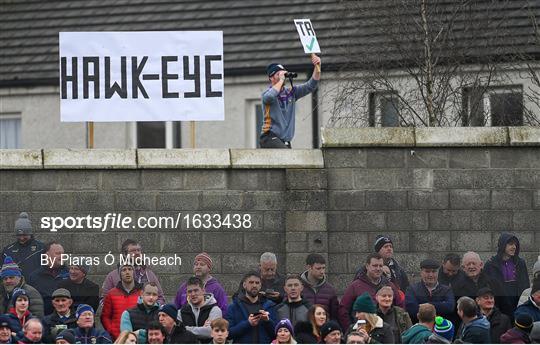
[460,316,491,344]
[2,239,44,281]
[515,297,540,322]
[73,326,112,344]
[27,266,69,315]
[226,296,276,344]
[405,282,454,322]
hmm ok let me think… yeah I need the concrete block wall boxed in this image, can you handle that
[1,127,539,301]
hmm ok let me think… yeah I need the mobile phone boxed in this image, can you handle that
[354,319,366,330]
[252,311,263,316]
[265,289,275,294]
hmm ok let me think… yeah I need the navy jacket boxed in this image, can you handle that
[515,298,540,322]
[2,239,44,281]
[226,296,276,344]
[460,316,492,344]
[405,282,454,322]
[73,326,112,344]
[28,266,69,315]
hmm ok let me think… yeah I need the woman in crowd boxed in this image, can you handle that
[295,304,328,343]
[375,285,411,343]
[272,319,296,344]
[113,331,137,344]
[347,292,394,344]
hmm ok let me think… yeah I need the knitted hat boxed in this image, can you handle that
[11,288,29,308]
[0,256,22,279]
[56,329,76,344]
[195,252,213,270]
[15,212,32,235]
[352,292,377,314]
[75,304,95,319]
[515,313,533,333]
[0,314,13,330]
[159,304,178,321]
[531,278,540,295]
[52,288,72,299]
[320,321,341,339]
[374,235,392,253]
[72,264,89,275]
[434,316,455,341]
[275,319,294,336]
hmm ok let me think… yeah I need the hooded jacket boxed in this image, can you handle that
[175,276,228,315]
[0,278,44,318]
[338,271,404,330]
[179,293,222,339]
[484,233,530,317]
[275,298,312,326]
[460,316,492,344]
[119,296,160,332]
[226,294,276,344]
[2,239,45,281]
[515,297,540,323]
[518,256,540,307]
[299,271,339,321]
[402,323,433,344]
[500,327,532,344]
[100,281,141,339]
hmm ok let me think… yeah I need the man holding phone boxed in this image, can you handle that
[226,271,277,343]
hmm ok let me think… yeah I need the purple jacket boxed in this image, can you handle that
[174,276,228,315]
[299,271,339,321]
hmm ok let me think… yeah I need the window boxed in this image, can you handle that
[0,114,21,148]
[136,121,181,148]
[462,86,523,126]
[368,92,400,127]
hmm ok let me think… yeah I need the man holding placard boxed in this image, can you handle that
[260,20,321,148]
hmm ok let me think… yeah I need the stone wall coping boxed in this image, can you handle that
[322,127,540,147]
[0,149,42,169]
[1,149,324,169]
[137,149,230,168]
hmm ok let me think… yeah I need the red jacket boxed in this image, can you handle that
[100,282,141,339]
[338,272,404,330]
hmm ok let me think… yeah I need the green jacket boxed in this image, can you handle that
[402,324,432,344]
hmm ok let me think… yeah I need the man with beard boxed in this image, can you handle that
[439,253,466,288]
[2,212,44,281]
[451,252,508,317]
[0,257,43,317]
[475,287,511,343]
[339,253,403,330]
[300,254,339,321]
[226,271,276,343]
[275,274,311,327]
[58,264,99,311]
[372,235,409,291]
[175,252,228,315]
[102,240,165,305]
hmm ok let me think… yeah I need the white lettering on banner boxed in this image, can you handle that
[59,31,224,122]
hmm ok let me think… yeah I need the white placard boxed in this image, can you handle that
[293,19,321,54]
[59,31,224,122]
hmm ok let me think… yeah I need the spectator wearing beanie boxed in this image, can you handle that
[55,329,76,344]
[1,212,45,281]
[0,257,44,317]
[500,313,533,343]
[73,304,112,344]
[5,288,33,339]
[58,264,99,311]
[519,256,540,307]
[320,321,342,344]
[347,292,394,343]
[175,252,228,314]
[431,316,455,342]
[368,235,410,291]
[273,319,296,344]
[158,303,198,344]
[515,278,540,322]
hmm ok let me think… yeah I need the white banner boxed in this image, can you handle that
[293,19,321,54]
[59,31,224,122]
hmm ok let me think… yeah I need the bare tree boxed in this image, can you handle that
[327,0,536,127]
